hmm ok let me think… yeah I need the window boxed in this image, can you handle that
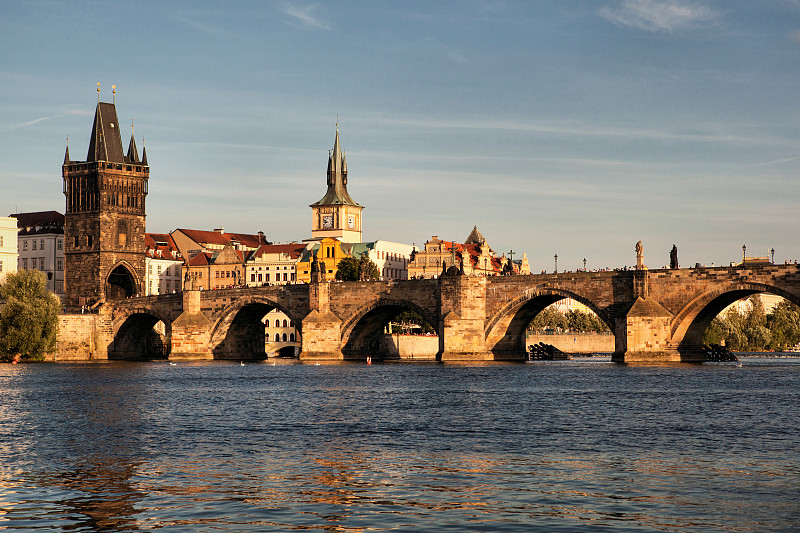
[266,273,270,282]
[32,258,37,269]
[73,236,78,248]
[22,259,27,269]
[282,333,287,342]
[57,239,62,251]
[23,240,28,251]
[87,235,93,247]
[275,319,280,328]
[0,261,3,272]
[250,274,256,282]
[275,333,280,342]
[282,319,288,327]
[57,258,63,271]
[157,265,162,275]
[290,333,295,342]
[40,257,45,270]
[0,236,3,247]
[39,239,44,249]
[166,281,170,292]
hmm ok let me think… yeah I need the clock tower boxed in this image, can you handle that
[310,125,363,243]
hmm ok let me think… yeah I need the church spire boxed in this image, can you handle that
[64,137,70,165]
[311,124,360,207]
[126,120,139,163]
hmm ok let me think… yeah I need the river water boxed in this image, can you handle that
[1,357,798,532]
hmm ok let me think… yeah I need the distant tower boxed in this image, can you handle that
[62,94,149,307]
[310,125,363,243]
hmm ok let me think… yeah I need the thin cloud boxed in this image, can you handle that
[7,116,57,130]
[281,2,330,30]
[600,0,717,33]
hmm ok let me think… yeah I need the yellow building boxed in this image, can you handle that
[296,237,350,283]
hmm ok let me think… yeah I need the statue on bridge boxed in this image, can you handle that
[311,256,326,283]
[635,241,644,270]
[670,245,678,269]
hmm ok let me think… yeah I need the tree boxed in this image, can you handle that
[0,270,60,361]
[395,310,435,334]
[335,256,360,281]
[335,254,380,281]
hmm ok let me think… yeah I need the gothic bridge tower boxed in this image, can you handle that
[62,91,148,307]
[310,125,363,243]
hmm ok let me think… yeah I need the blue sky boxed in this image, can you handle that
[1,0,798,271]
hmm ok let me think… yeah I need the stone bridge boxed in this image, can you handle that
[100,263,800,362]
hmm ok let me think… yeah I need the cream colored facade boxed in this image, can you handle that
[245,243,308,286]
[0,217,18,283]
[365,241,414,280]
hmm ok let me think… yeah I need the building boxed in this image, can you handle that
[309,126,363,243]
[245,243,308,286]
[296,237,351,283]
[171,227,269,260]
[8,211,64,297]
[145,233,184,295]
[183,243,246,291]
[408,226,518,279]
[0,216,18,283]
[62,95,149,307]
[352,241,414,280]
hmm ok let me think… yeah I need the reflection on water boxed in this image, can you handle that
[1,358,799,531]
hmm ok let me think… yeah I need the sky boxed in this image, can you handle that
[1,0,798,272]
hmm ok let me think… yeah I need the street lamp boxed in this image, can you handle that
[583,258,587,272]
[771,248,775,263]
[742,244,746,263]
[554,254,558,274]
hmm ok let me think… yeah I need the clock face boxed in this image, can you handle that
[347,215,355,229]
[322,215,333,229]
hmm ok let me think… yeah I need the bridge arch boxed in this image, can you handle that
[485,286,612,360]
[340,299,439,360]
[670,282,800,353]
[109,307,172,360]
[209,296,303,360]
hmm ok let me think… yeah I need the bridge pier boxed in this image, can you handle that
[612,296,682,363]
[439,277,493,361]
[170,290,213,360]
[299,280,344,360]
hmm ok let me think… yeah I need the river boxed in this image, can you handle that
[1,356,798,532]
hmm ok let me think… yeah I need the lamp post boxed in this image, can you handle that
[742,244,746,263]
[771,248,775,263]
[554,254,558,274]
[583,258,587,272]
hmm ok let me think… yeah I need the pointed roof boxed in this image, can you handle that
[465,225,486,246]
[127,133,139,163]
[141,145,148,166]
[63,145,70,165]
[86,102,126,163]
[311,127,361,207]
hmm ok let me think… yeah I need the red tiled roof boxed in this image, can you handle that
[146,232,183,262]
[175,228,268,250]
[187,252,212,266]
[9,211,64,228]
[250,243,308,260]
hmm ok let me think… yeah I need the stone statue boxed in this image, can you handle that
[670,245,678,269]
[311,256,326,283]
[184,270,191,291]
[635,241,644,270]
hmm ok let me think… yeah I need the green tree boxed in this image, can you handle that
[359,255,380,281]
[0,270,60,361]
[335,254,380,281]
[766,300,800,350]
[395,310,435,334]
[335,256,360,281]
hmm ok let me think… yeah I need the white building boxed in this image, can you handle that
[245,243,308,286]
[145,233,184,295]
[346,240,414,280]
[10,211,64,299]
[0,216,18,283]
